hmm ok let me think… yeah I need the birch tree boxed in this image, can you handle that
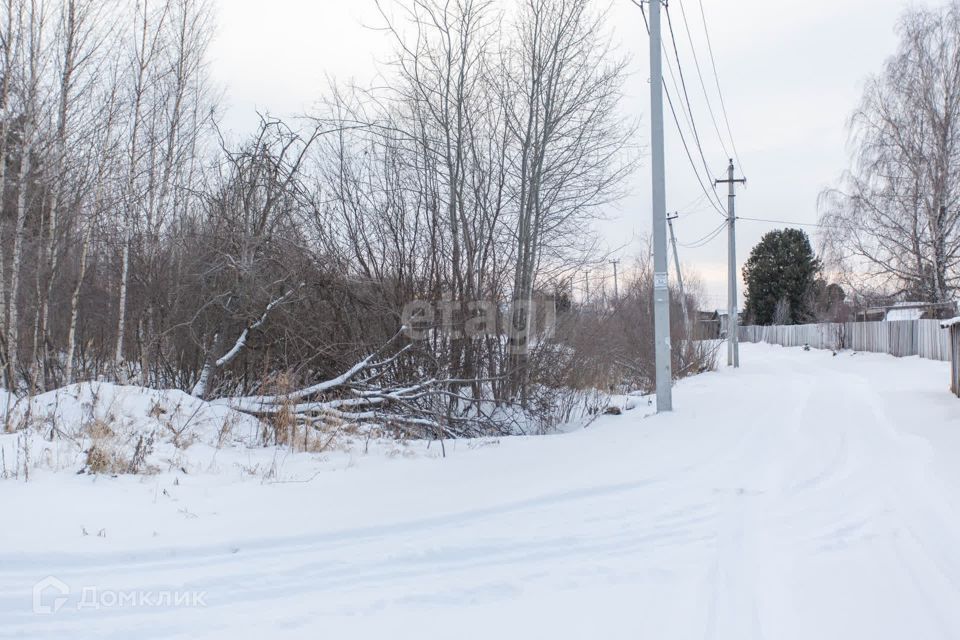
[32,0,112,388]
[114,0,167,379]
[64,67,123,385]
[6,0,48,390]
[0,0,21,389]
[821,2,960,301]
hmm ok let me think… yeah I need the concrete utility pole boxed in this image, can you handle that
[649,0,672,411]
[667,213,691,333]
[716,159,746,368]
[610,260,620,300]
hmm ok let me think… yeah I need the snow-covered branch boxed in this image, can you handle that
[191,285,302,398]
[215,286,301,369]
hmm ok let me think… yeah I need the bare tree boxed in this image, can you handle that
[184,116,320,398]
[64,66,123,385]
[0,0,716,444]
[502,0,634,402]
[31,0,116,389]
[821,2,960,302]
[0,0,20,389]
[6,0,48,391]
[114,0,168,380]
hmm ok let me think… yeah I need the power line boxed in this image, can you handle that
[664,3,725,210]
[676,190,711,213]
[683,204,727,218]
[634,0,727,219]
[737,216,881,235]
[737,216,826,229]
[677,219,727,248]
[632,1,717,210]
[675,0,730,160]
[697,0,746,175]
[661,5,727,216]
[681,225,726,249]
[660,51,727,218]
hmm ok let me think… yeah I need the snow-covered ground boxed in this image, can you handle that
[3,343,960,639]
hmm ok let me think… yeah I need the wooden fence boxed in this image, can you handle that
[738,320,951,362]
[945,320,960,395]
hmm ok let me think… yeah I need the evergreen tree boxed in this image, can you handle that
[742,229,822,325]
[810,280,847,321]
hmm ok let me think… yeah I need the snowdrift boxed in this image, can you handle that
[0,383,263,476]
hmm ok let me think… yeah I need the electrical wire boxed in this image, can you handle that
[737,216,882,236]
[633,0,728,219]
[678,219,728,248]
[673,191,713,217]
[657,9,727,217]
[659,44,727,219]
[675,0,731,160]
[697,0,746,175]
[664,4,725,210]
[736,216,827,229]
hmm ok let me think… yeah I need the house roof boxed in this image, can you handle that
[886,306,925,321]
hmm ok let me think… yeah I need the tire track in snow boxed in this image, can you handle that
[0,484,722,634]
[700,367,822,640]
[759,363,960,638]
[5,346,960,639]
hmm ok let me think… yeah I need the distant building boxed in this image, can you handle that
[695,309,744,339]
[858,306,887,322]
[883,301,956,322]
[694,311,720,340]
[853,301,956,322]
[885,302,926,321]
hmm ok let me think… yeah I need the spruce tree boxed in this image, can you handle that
[742,229,822,325]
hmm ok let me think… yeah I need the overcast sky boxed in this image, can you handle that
[208,0,938,309]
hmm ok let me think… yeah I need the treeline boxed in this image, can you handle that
[0,0,706,435]
[0,0,214,392]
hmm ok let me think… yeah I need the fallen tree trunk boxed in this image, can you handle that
[213,334,524,439]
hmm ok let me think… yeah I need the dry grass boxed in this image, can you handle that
[81,416,157,475]
[84,418,114,441]
[254,371,343,453]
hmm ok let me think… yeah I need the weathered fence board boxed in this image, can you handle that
[738,319,951,362]
[949,323,960,395]
[918,319,951,361]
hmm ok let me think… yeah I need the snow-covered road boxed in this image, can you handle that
[3,344,960,639]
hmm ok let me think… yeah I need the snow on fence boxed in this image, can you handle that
[738,320,951,362]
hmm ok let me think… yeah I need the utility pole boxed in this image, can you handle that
[610,260,620,300]
[666,213,690,333]
[649,0,672,411]
[716,159,746,368]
